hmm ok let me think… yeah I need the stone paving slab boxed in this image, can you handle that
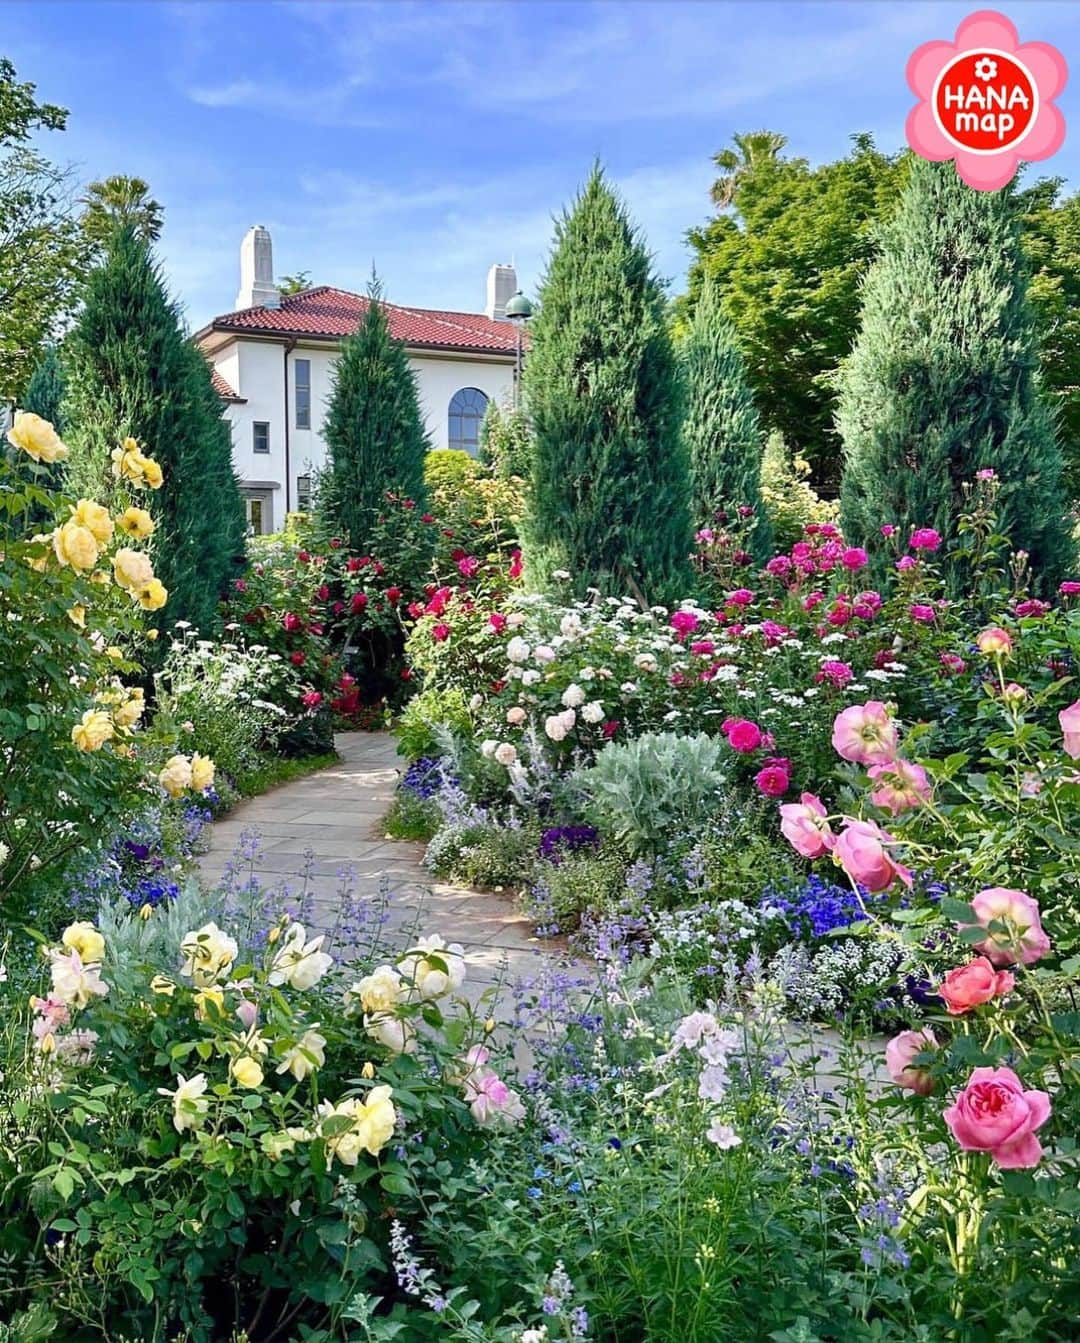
[197,732,588,1015]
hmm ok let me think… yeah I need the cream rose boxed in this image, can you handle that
[53,521,99,572]
[159,754,193,798]
[71,710,115,753]
[71,499,114,546]
[7,410,67,463]
[190,753,215,791]
[179,921,238,986]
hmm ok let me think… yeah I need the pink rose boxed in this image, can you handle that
[831,701,898,766]
[724,718,762,754]
[841,546,868,570]
[938,957,1015,1015]
[968,888,1050,967]
[895,555,916,572]
[943,1067,1051,1169]
[976,627,1012,656]
[885,1028,937,1095]
[939,651,966,676]
[1060,700,1080,759]
[833,819,912,892]
[1059,580,1080,597]
[726,588,754,607]
[755,757,790,797]
[909,604,936,624]
[867,758,931,816]
[909,528,941,552]
[779,793,834,858]
[431,622,451,642]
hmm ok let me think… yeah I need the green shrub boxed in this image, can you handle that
[424,447,484,493]
[577,731,729,856]
[759,430,838,551]
[382,790,440,842]
[396,686,474,761]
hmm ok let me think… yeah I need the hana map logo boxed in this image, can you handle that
[906,9,1068,191]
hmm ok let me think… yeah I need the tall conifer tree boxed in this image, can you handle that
[62,226,245,634]
[523,166,692,602]
[680,275,771,557]
[839,160,1074,587]
[322,280,430,548]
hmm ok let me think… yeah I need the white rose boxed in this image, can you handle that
[480,739,498,758]
[506,637,530,663]
[560,613,582,638]
[276,1028,327,1082]
[159,1072,209,1133]
[397,935,466,1001]
[469,693,483,711]
[521,669,541,687]
[351,965,403,1014]
[545,714,568,742]
[558,708,576,731]
[561,684,585,708]
[180,922,239,987]
[507,612,526,628]
[268,923,333,990]
[50,949,109,1009]
[634,653,657,672]
[506,706,527,726]
[365,1014,415,1054]
[581,700,604,724]
[534,645,555,664]
[494,742,518,766]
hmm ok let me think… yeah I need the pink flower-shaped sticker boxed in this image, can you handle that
[907,9,1067,190]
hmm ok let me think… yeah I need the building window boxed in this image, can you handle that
[253,421,270,454]
[295,358,311,430]
[296,474,312,511]
[448,387,488,456]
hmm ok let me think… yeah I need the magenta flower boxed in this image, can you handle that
[944,1067,1051,1169]
[1061,700,1080,759]
[670,610,700,637]
[908,528,942,552]
[723,717,763,754]
[754,757,791,798]
[909,604,936,624]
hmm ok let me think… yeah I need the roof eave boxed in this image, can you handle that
[202,320,516,359]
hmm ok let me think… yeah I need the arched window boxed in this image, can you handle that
[448,387,488,456]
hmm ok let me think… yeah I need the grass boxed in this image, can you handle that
[231,749,339,801]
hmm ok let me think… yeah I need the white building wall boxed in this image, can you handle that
[214,338,516,521]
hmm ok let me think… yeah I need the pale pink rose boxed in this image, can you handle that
[831,701,898,766]
[885,1028,937,1096]
[867,759,931,815]
[235,999,258,1030]
[779,793,834,859]
[976,627,1013,656]
[969,888,1050,967]
[943,1067,1051,1169]
[938,958,1015,1015]
[833,819,912,893]
[1059,700,1080,759]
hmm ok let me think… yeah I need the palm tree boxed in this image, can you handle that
[80,175,164,248]
[709,130,788,209]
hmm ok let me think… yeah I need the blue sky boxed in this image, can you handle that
[5,1,1079,330]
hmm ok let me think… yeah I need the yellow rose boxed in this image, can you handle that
[106,646,124,660]
[53,521,100,572]
[352,965,403,1016]
[113,688,145,729]
[26,533,51,572]
[67,605,86,628]
[190,753,215,792]
[146,628,159,641]
[112,547,154,595]
[91,569,111,585]
[61,921,105,964]
[72,709,115,752]
[179,920,238,986]
[232,1055,264,1089]
[71,499,114,546]
[117,506,154,540]
[193,987,225,1021]
[316,1087,396,1167]
[141,456,164,489]
[7,410,68,464]
[138,578,168,611]
[150,975,176,997]
[158,754,193,798]
[111,439,145,484]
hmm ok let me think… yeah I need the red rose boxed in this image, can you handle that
[290,651,306,667]
[386,586,402,603]
[351,592,368,614]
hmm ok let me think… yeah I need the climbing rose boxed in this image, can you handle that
[867,759,930,815]
[943,1067,1051,1169]
[833,819,912,892]
[1059,700,1080,758]
[831,701,898,766]
[938,958,1014,1015]
[885,1028,937,1095]
[968,888,1050,966]
[779,793,833,858]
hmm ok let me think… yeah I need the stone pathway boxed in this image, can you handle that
[197,731,560,1003]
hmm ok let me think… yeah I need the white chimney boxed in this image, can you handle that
[236,225,280,310]
[485,263,517,321]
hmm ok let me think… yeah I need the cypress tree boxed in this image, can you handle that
[679,275,772,558]
[22,344,66,428]
[839,159,1074,588]
[62,226,245,634]
[323,280,430,547]
[523,166,692,603]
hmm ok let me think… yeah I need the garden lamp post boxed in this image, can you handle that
[505,289,534,407]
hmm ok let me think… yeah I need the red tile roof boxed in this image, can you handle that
[210,368,245,402]
[204,286,519,355]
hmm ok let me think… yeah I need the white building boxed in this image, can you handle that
[195,226,521,533]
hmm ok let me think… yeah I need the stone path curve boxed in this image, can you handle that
[197,731,555,1002]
